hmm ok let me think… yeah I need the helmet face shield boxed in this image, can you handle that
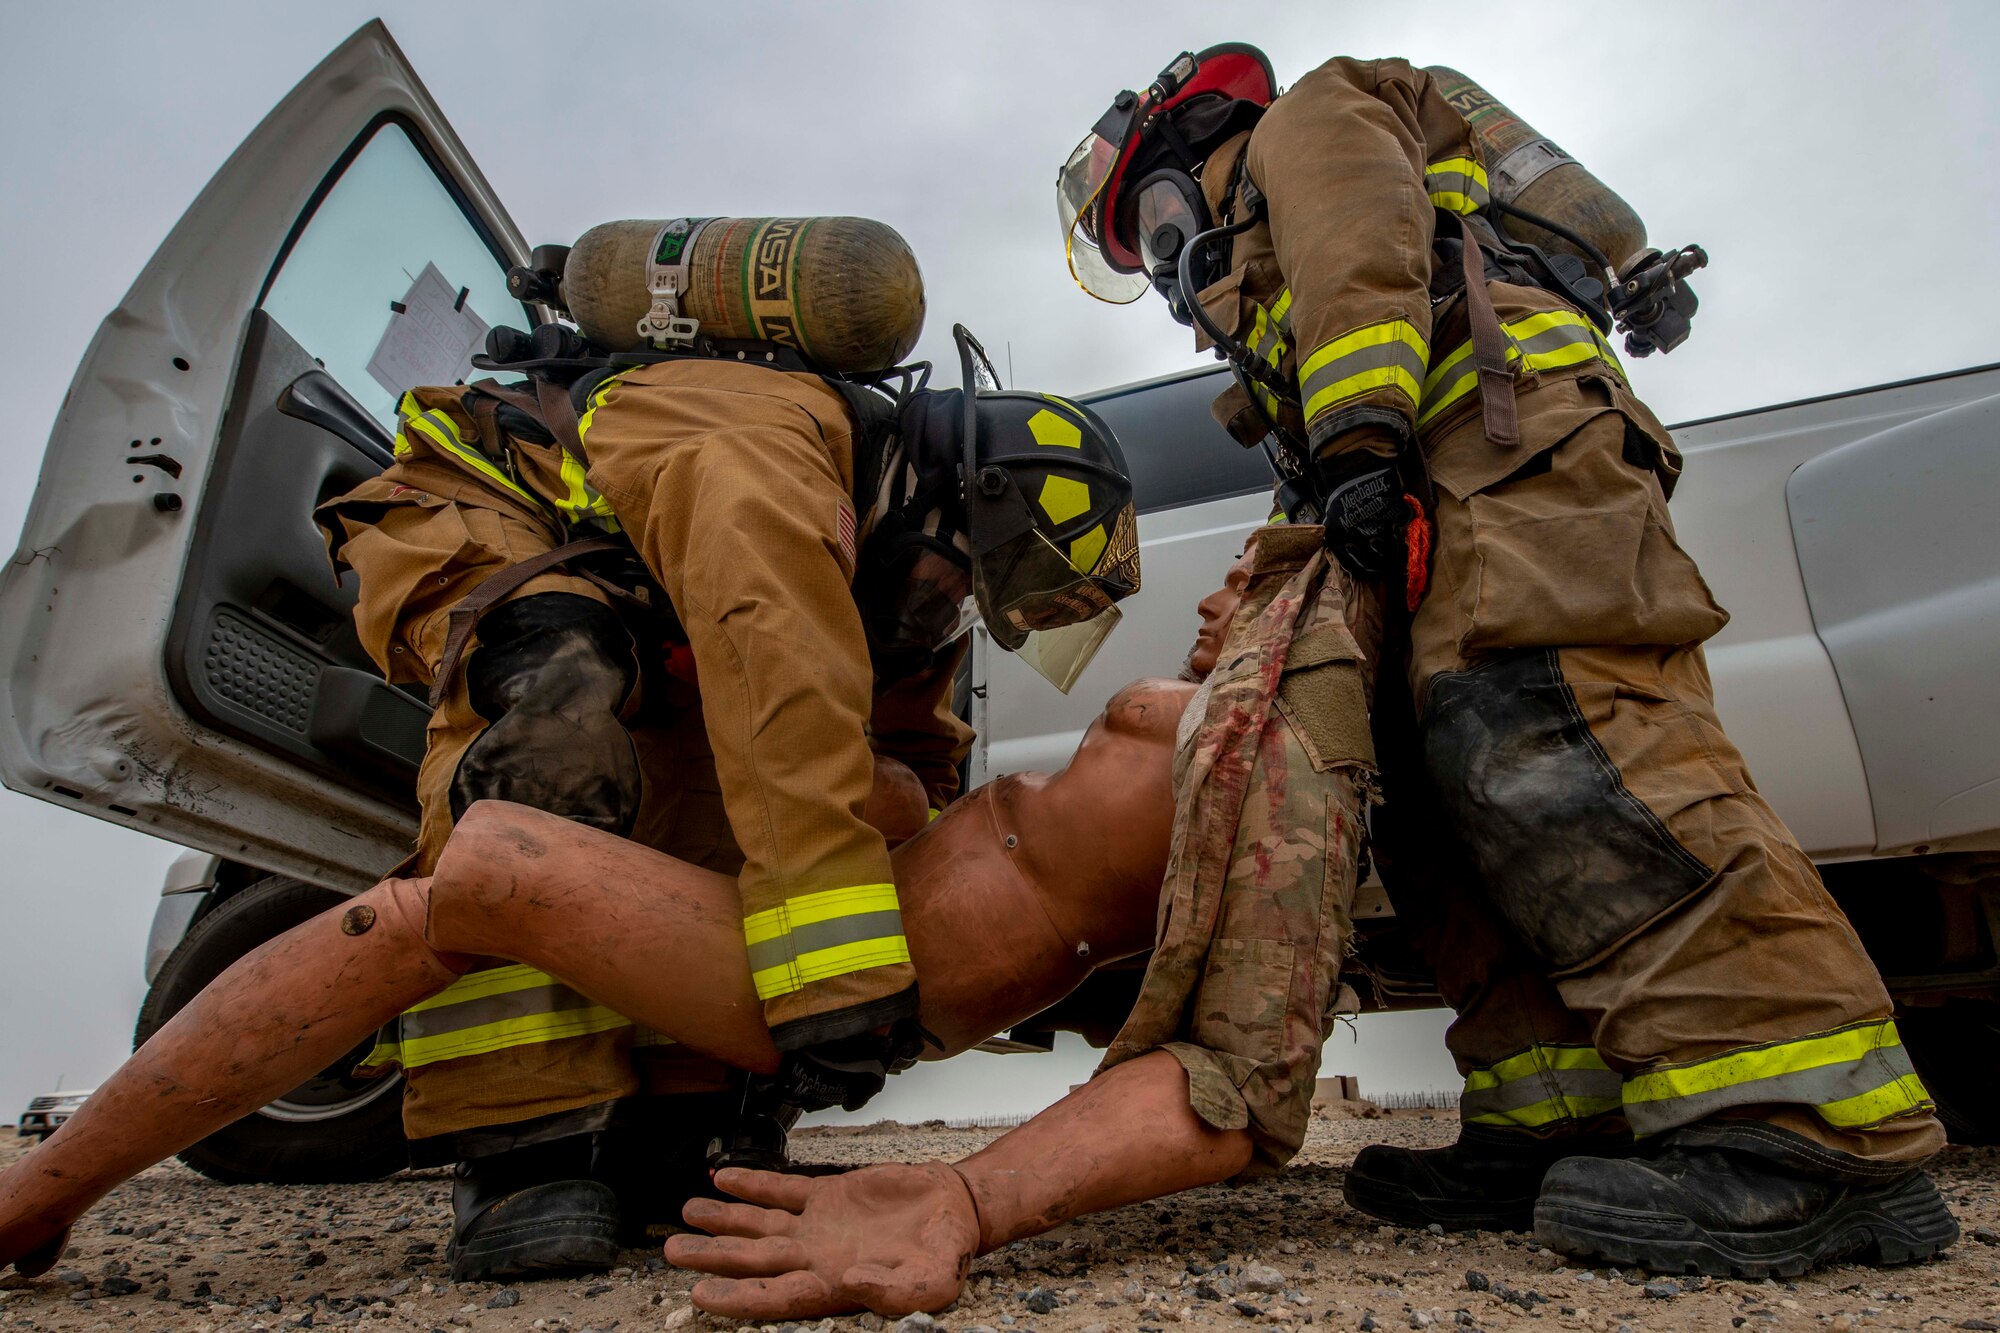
[1010,607,1123,695]
[973,518,1136,651]
[1059,129,1151,304]
[1058,44,1278,304]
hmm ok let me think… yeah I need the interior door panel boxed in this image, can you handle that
[163,312,425,803]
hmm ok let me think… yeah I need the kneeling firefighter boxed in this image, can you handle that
[317,214,1139,1280]
[1057,47,1954,1275]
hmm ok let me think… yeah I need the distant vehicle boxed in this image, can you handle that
[4,22,1997,1184]
[16,1089,92,1141]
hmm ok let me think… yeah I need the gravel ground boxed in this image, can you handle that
[3,1111,1996,1333]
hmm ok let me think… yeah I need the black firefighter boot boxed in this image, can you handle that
[1534,1121,1959,1278]
[448,1137,621,1282]
[594,1092,767,1246]
[1344,1123,1632,1232]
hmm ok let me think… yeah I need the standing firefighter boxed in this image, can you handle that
[318,215,1139,1280]
[1058,47,1956,1275]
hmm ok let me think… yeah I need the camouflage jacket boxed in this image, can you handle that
[1099,525,1378,1172]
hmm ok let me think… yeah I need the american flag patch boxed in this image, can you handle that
[835,499,857,568]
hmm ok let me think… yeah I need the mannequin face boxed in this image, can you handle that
[1185,547,1256,680]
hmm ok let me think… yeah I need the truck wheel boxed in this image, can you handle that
[1898,1000,2000,1146]
[134,874,409,1183]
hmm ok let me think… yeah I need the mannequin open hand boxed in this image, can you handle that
[665,1163,981,1319]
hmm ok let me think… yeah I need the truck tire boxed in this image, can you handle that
[134,874,409,1183]
[1898,1000,2000,1146]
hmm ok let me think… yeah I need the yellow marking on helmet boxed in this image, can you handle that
[1027,407,1083,449]
[1069,524,1108,574]
[1038,474,1092,526]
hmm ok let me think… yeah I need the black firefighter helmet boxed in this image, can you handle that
[862,326,1139,692]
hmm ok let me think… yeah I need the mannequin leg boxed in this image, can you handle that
[0,680,1197,1278]
[0,875,460,1274]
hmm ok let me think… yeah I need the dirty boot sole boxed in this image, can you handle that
[450,1181,622,1282]
[1342,1167,1535,1233]
[1534,1169,1960,1279]
[449,1219,621,1282]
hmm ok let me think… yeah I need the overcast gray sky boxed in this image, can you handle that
[2,1,1997,1128]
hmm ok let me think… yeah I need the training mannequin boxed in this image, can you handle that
[0,528,1371,1320]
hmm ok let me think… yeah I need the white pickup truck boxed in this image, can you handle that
[6,24,1997,1180]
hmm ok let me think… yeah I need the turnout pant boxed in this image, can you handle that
[1389,368,1942,1168]
[340,485,743,1153]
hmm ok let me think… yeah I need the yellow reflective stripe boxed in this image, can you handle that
[554,448,620,529]
[574,373,627,450]
[1427,156,1489,187]
[743,882,909,1001]
[1461,1043,1622,1128]
[1299,319,1428,422]
[1416,310,1626,428]
[1620,1019,1934,1134]
[1818,1074,1935,1129]
[751,936,913,1002]
[1425,156,1491,215]
[742,883,902,945]
[542,375,627,531]
[1299,319,1429,382]
[396,394,538,506]
[358,1028,403,1071]
[1464,1042,1611,1092]
[1499,309,1583,342]
[1303,364,1424,422]
[1466,1093,1624,1130]
[1623,1023,1896,1106]
[404,963,553,1014]
[396,1003,632,1069]
[1271,287,1293,326]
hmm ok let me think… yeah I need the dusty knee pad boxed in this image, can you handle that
[448,593,642,832]
[1421,649,1712,969]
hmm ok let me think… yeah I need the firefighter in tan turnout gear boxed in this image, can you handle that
[1059,46,1957,1276]
[318,216,1140,1280]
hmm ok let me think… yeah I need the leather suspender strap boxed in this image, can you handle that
[534,377,591,466]
[1459,228,1521,449]
[428,535,627,708]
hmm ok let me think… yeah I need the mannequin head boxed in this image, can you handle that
[1184,545,1256,680]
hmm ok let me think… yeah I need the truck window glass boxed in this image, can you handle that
[1082,368,1276,513]
[262,122,519,431]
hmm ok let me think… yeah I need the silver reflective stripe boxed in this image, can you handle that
[742,908,906,978]
[1299,333,1428,421]
[1623,1040,1925,1137]
[1513,320,1600,359]
[399,983,606,1043]
[1461,1066,1624,1121]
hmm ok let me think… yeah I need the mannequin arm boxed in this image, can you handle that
[666,1051,1252,1319]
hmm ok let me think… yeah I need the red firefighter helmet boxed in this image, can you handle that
[1058,43,1277,303]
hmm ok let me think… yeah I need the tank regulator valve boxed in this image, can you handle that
[1613,244,1709,357]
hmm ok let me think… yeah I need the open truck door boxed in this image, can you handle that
[0,21,532,889]
[0,22,536,1182]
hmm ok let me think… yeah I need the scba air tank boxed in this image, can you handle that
[563,216,926,374]
[1424,67,1650,275]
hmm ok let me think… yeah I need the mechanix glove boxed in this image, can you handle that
[448,592,643,834]
[1317,451,1410,583]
